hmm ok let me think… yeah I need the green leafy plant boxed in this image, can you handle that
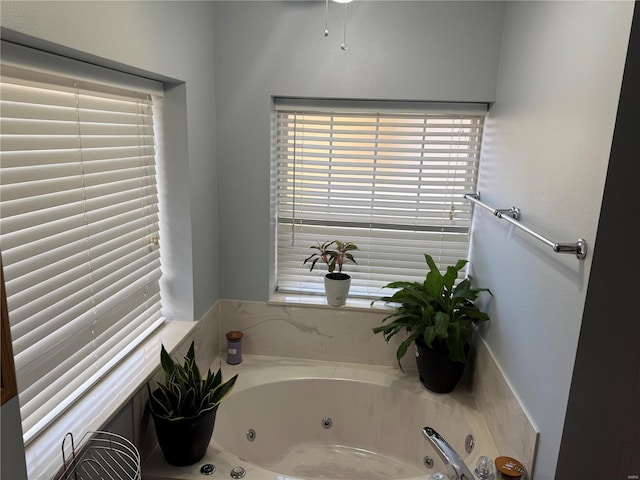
[371,254,492,368]
[148,341,238,420]
[304,240,358,278]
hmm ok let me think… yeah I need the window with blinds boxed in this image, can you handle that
[275,100,485,298]
[0,64,163,444]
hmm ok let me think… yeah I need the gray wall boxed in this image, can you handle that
[1,0,220,321]
[212,0,505,301]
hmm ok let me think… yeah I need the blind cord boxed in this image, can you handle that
[74,81,100,364]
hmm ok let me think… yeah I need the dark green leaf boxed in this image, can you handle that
[443,265,459,291]
[396,334,417,372]
[211,368,222,389]
[422,325,437,347]
[434,311,450,338]
[160,344,176,377]
[211,374,238,405]
[446,321,468,363]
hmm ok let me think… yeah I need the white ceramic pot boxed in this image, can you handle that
[324,273,351,307]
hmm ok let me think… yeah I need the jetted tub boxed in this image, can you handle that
[142,355,499,480]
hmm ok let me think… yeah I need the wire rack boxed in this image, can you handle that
[53,431,141,480]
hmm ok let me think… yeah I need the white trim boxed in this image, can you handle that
[1,40,164,96]
[23,318,165,445]
[268,291,393,313]
[274,97,488,115]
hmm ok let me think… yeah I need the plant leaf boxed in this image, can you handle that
[148,384,173,417]
[396,333,417,372]
[185,341,196,365]
[446,321,468,363]
[434,311,450,338]
[422,325,437,347]
[459,307,490,322]
[211,374,239,405]
[160,344,176,378]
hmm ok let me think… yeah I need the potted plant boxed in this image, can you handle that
[304,240,358,307]
[371,254,492,393]
[147,341,238,466]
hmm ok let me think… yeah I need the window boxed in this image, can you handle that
[275,99,486,298]
[0,60,163,444]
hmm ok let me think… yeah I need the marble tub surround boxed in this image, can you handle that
[219,299,416,370]
[473,337,539,476]
[188,301,223,373]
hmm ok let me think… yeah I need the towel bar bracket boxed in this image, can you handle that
[495,207,520,220]
[554,238,587,260]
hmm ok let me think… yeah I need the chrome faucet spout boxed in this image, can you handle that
[422,426,475,480]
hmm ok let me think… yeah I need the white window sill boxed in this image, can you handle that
[24,319,197,480]
[268,292,392,313]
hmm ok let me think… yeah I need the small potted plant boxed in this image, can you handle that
[304,240,358,307]
[371,254,492,393]
[147,341,238,466]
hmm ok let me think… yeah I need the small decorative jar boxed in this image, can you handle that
[225,330,243,365]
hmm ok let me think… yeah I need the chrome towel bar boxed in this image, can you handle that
[464,193,587,260]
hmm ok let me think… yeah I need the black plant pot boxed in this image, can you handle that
[415,337,468,393]
[151,404,219,466]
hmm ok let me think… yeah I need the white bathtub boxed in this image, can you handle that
[142,355,499,480]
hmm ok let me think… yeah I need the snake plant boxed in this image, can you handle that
[148,341,238,420]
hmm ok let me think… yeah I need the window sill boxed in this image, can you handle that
[24,319,196,480]
[268,292,392,313]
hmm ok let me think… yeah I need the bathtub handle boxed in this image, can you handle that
[422,427,475,480]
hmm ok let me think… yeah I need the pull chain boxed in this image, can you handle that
[324,0,329,36]
[341,1,348,50]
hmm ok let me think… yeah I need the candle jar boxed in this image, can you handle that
[225,330,243,365]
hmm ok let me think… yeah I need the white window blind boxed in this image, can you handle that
[275,100,485,298]
[0,64,163,444]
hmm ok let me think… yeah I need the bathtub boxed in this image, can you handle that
[142,355,499,480]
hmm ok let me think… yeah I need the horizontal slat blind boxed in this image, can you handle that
[276,103,484,298]
[0,65,163,444]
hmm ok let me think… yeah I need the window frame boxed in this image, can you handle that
[274,98,487,300]
[0,41,166,445]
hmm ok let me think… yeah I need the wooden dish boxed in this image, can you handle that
[495,456,525,477]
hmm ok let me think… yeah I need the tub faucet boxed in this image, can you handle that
[422,426,475,480]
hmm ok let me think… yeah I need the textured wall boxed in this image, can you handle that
[471,2,634,478]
